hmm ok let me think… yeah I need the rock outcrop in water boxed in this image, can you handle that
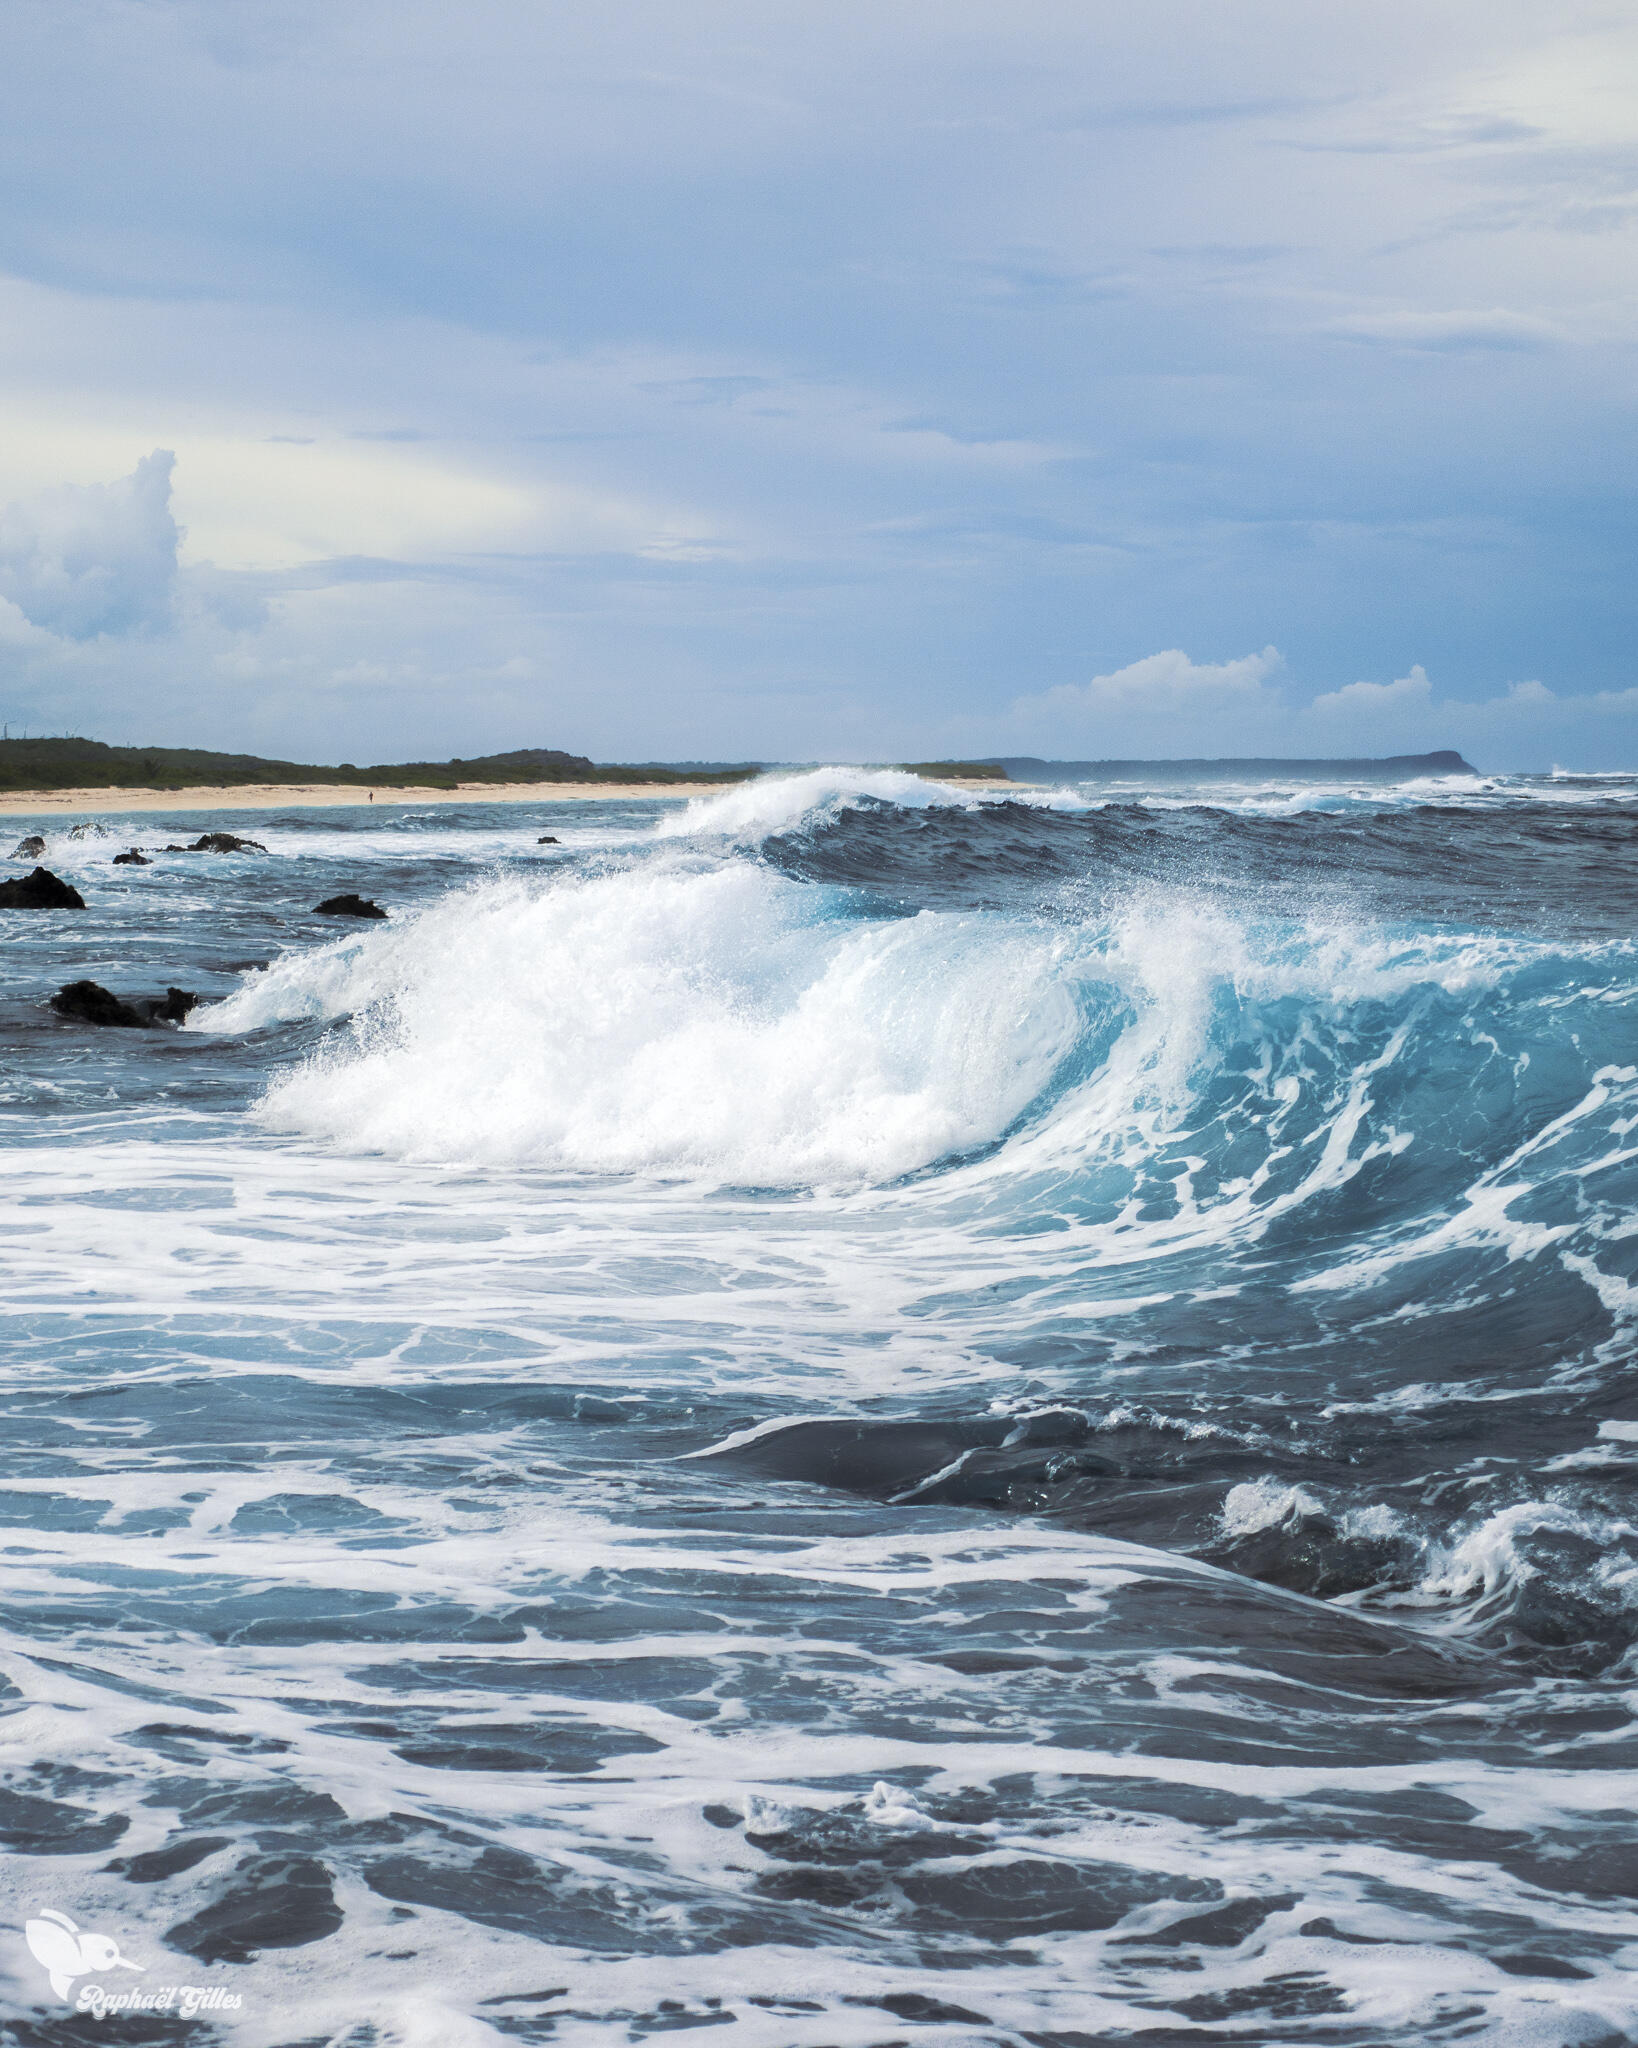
[50,981,148,1027]
[113,848,151,866]
[148,987,199,1023]
[11,835,45,859]
[50,981,199,1027]
[537,835,559,844]
[0,866,86,909]
[314,894,387,918]
[164,832,267,854]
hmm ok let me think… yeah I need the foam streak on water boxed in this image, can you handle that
[1,770,1636,2045]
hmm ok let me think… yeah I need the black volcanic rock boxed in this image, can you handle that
[50,981,200,1027]
[537,835,559,844]
[11,835,45,858]
[314,893,387,919]
[113,848,151,866]
[147,987,199,1023]
[183,832,267,853]
[51,981,149,1027]
[0,866,86,909]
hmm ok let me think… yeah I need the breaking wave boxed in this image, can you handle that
[194,790,1638,1272]
[204,863,1077,1182]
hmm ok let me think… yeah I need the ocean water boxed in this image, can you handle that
[1,766,1636,2046]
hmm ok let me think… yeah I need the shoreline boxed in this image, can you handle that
[0,779,747,815]
[0,774,1013,817]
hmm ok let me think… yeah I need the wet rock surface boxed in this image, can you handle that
[51,981,200,1027]
[148,986,200,1024]
[314,893,387,918]
[0,866,86,908]
[162,832,268,854]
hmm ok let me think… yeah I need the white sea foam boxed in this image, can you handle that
[1220,1477,1325,1536]
[1,1476,1632,2046]
[205,863,1079,1184]
[1398,1499,1638,1617]
[657,765,968,841]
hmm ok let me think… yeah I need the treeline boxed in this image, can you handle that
[0,737,762,792]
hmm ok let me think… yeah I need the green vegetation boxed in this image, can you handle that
[894,761,1009,780]
[0,736,762,793]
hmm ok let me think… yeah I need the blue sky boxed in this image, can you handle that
[1,0,1635,768]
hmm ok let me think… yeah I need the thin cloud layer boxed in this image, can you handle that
[0,3,1634,766]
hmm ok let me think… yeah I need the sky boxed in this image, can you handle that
[1,1,1636,770]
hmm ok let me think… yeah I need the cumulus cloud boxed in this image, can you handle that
[999,647,1294,753]
[1426,678,1638,769]
[990,650,1638,770]
[0,452,179,639]
[1310,664,1432,714]
[1011,647,1277,737]
[1306,663,1435,737]
[1296,666,1637,767]
[0,594,56,648]
[1293,665,1638,769]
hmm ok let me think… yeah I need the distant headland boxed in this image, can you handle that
[0,736,763,794]
[0,738,1024,816]
[998,750,1478,781]
[0,736,1480,811]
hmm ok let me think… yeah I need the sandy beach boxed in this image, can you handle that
[0,779,750,815]
[0,774,1013,817]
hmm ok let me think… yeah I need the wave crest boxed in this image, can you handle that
[207,863,1079,1183]
[655,765,1081,845]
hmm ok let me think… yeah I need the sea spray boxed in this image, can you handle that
[214,862,1079,1181]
